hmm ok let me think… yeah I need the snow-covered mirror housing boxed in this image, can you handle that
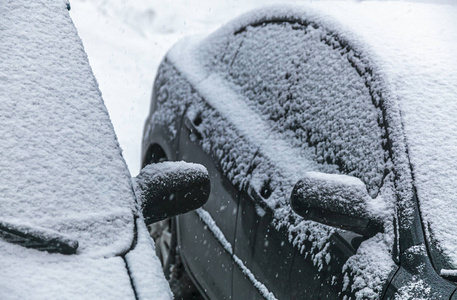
[135,162,210,225]
[290,172,384,238]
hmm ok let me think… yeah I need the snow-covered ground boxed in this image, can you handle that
[68,0,315,175]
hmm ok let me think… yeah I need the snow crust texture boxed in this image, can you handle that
[294,172,384,220]
[0,1,171,298]
[150,1,457,299]
[0,238,135,299]
[0,0,135,255]
[205,21,387,197]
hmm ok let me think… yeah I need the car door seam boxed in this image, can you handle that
[121,215,140,300]
[195,208,278,300]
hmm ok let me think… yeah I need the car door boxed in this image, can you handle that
[224,21,393,299]
[177,105,237,299]
[177,92,258,299]
[233,180,297,299]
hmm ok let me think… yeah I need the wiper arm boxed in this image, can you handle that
[0,219,78,255]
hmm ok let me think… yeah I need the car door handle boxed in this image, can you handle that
[247,178,273,201]
[184,114,203,140]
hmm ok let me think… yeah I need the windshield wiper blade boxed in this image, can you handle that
[0,219,78,255]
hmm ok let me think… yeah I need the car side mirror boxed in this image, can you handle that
[290,172,383,238]
[134,161,210,225]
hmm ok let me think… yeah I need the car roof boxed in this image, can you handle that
[166,0,457,283]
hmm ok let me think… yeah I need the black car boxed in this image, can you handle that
[142,3,457,299]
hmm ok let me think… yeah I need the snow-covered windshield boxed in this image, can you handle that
[0,1,136,257]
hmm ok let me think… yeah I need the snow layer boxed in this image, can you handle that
[0,0,169,298]
[208,21,386,196]
[0,239,135,300]
[0,0,135,256]
[295,172,386,220]
[136,161,207,181]
[159,1,457,297]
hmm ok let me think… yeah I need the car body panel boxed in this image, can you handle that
[125,218,174,300]
[178,111,239,299]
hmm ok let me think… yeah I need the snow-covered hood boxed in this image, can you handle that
[0,243,136,299]
[0,0,155,298]
[168,0,457,272]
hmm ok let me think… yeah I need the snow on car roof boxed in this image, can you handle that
[165,1,457,297]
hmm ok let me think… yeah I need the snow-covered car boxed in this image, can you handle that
[142,2,457,299]
[0,1,210,299]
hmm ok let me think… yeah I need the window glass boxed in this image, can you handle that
[224,22,387,196]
